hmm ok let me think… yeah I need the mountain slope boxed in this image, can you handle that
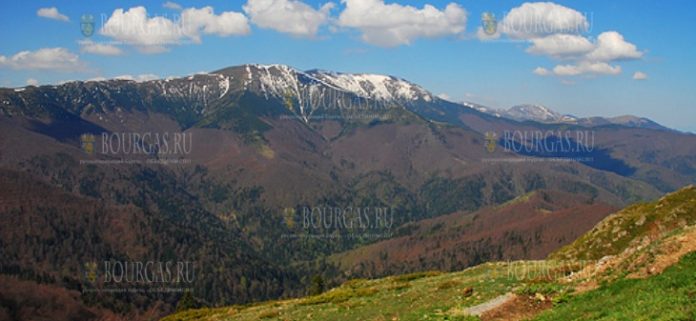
[551,185,696,261]
[330,190,617,278]
[161,185,696,321]
[1,64,694,320]
[0,166,299,316]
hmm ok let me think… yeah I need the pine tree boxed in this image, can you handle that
[176,291,197,312]
[309,275,324,295]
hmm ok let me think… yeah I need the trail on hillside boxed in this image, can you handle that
[466,292,516,316]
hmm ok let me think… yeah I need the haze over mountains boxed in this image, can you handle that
[1,64,695,320]
[461,102,671,131]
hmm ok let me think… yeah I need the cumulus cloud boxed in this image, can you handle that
[243,0,334,37]
[633,71,648,80]
[552,61,621,76]
[498,3,644,78]
[531,31,642,77]
[37,7,70,22]
[100,6,249,53]
[533,67,551,76]
[101,7,182,52]
[585,31,643,62]
[181,7,251,42]
[0,47,84,71]
[337,0,467,47]
[499,2,588,39]
[114,74,160,82]
[79,40,123,56]
[163,1,183,10]
[526,34,594,58]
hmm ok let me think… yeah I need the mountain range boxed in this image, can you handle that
[1,64,695,320]
[461,102,671,131]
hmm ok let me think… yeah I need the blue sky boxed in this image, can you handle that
[1,0,695,132]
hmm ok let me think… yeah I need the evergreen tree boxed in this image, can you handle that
[309,275,324,295]
[176,291,197,312]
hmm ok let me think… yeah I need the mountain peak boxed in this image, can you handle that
[210,64,434,103]
[307,70,432,102]
[506,104,565,122]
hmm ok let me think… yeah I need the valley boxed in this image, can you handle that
[0,64,694,320]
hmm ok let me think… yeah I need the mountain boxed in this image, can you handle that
[551,184,696,262]
[458,102,672,131]
[329,189,618,278]
[161,186,696,321]
[1,64,695,320]
[593,115,669,130]
[503,104,573,123]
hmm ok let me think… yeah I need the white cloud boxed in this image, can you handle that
[527,34,594,58]
[243,0,334,37]
[181,7,251,42]
[79,40,123,56]
[585,31,643,62]
[0,47,84,71]
[37,7,70,22]
[437,93,451,100]
[114,74,160,82]
[101,7,181,52]
[532,31,642,77]
[633,71,648,80]
[502,3,644,79]
[552,61,621,76]
[100,6,249,53]
[533,67,550,76]
[26,78,39,86]
[337,0,467,47]
[163,1,183,10]
[499,2,588,39]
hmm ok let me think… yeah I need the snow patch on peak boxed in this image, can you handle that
[506,104,561,122]
[307,70,430,101]
[461,101,498,115]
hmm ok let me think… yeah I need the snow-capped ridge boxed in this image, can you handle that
[306,69,432,102]
[211,64,435,104]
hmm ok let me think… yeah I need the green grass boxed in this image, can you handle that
[162,252,696,321]
[162,186,696,321]
[532,252,696,321]
[551,186,696,261]
[161,262,554,321]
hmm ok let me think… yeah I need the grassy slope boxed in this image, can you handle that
[162,186,696,321]
[532,252,696,321]
[551,185,696,261]
[162,262,560,321]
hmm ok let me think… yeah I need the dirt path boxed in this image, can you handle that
[480,295,552,321]
[466,292,516,316]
